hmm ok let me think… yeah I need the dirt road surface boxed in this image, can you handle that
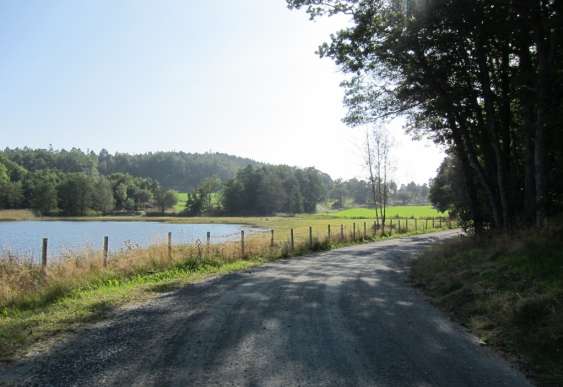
[1,230,532,386]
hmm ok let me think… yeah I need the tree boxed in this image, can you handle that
[0,181,24,209]
[329,179,347,209]
[154,189,178,213]
[91,176,115,213]
[287,0,563,232]
[430,154,487,230]
[28,171,59,215]
[57,173,94,216]
[365,125,393,235]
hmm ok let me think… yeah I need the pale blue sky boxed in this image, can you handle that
[0,0,444,184]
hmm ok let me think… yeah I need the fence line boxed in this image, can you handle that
[33,216,455,268]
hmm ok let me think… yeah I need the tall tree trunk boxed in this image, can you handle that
[452,114,503,229]
[515,9,537,225]
[532,1,551,227]
[366,132,380,226]
[475,41,511,229]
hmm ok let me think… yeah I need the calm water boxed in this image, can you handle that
[0,221,264,261]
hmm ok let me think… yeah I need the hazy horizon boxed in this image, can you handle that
[0,0,444,185]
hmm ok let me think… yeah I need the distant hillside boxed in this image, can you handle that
[97,150,260,192]
[1,148,260,192]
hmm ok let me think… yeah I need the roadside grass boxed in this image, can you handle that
[410,227,563,386]
[0,219,455,361]
[324,205,447,219]
[0,256,262,361]
[0,210,36,221]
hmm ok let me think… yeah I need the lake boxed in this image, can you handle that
[0,221,265,262]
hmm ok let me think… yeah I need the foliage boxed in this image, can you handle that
[28,171,59,215]
[184,177,222,216]
[221,165,328,215]
[0,148,335,216]
[154,188,178,213]
[57,173,96,216]
[97,149,259,192]
[329,178,428,207]
[287,0,563,232]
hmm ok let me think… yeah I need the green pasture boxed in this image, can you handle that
[325,205,446,219]
[174,192,188,212]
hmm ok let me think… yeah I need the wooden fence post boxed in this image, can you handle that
[327,224,331,242]
[363,222,367,240]
[41,238,48,274]
[103,236,109,267]
[415,218,418,232]
[290,228,294,251]
[340,224,344,241]
[206,231,211,255]
[432,217,435,228]
[309,226,313,249]
[270,229,275,247]
[425,218,429,230]
[405,218,409,233]
[241,230,245,257]
[373,221,377,236]
[439,217,442,228]
[168,232,172,259]
[353,223,356,241]
[390,219,393,235]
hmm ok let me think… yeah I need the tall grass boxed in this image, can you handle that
[411,225,563,386]
[0,209,36,221]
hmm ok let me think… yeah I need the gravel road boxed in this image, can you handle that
[1,230,532,386]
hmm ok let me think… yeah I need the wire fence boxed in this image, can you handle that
[21,216,455,271]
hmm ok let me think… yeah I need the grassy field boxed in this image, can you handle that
[0,215,455,361]
[174,192,188,212]
[411,227,563,386]
[325,205,446,219]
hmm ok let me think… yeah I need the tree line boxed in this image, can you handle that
[0,150,180,215]
[0,148,334,217]
[1,147,433,217]
[330,179,430,209]
[288,0,563,232]
[1,148,259,194]
[184,165,331,216]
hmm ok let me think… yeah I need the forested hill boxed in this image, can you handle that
[1,148,260,192]
[97,150,260,192]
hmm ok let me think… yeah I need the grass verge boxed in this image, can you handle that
[410,227,563,386]
[0,257,261,362]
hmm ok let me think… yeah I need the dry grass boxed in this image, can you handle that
[1,220,454,310]
[0,209,36,221]
[411,226,563,386]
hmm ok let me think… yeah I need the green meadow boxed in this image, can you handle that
[325,205,446,219]
[174,192,188,212]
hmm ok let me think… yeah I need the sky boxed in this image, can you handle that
[0,0,445,185]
